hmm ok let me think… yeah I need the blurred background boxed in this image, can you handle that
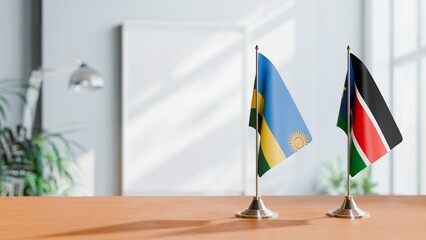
[0,0,425,196]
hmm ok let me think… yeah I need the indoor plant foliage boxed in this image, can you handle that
[0,126,81,196]
[319,156,378,195]
[0,79,80,196]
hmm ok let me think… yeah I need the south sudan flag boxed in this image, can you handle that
[249,53,312,177]
[337,53,403,177]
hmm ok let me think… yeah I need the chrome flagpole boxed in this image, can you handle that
[236,45,277,219]
[327,46,369,219]
[256,44,260,199]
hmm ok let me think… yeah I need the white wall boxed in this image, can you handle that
[365,0,426,195]
[0,0,32,127]
[42,0,363,195]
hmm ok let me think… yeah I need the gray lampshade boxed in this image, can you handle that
[69,63,104,90]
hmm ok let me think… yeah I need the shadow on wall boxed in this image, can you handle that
[122,0,322,196]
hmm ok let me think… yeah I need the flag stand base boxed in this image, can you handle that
[236,196,278,219]
[327,195,370,219]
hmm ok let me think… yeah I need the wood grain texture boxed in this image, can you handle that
[0,196,425,239]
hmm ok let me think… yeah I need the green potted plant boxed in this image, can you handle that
[318,156,378,195]
[0,79,80,196]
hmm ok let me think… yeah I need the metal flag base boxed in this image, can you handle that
[327,195,370,219]
[236,196,278,219]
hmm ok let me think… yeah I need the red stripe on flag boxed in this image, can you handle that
[352,97,387,163]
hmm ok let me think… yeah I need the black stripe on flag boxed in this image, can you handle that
[350,53,403,149]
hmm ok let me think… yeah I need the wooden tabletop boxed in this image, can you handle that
[1,195,425,239]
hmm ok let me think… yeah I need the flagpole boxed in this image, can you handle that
[255,45,259,198]
[236,45,277,219]
[326,46,369,219]
[346,46,351,198]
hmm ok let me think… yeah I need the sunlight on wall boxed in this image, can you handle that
[119,0,364,196]
[123,24,245,195]
[173,31,243,80]
[241,0,294,31]
[122,0,303,195]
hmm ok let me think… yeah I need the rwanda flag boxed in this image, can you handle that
[337,53,403,177]
[249,53,312,177]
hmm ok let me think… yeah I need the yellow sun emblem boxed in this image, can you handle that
[288,131,309,153]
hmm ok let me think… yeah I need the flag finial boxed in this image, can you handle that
[347,45,351,51]
[255,45,259,50]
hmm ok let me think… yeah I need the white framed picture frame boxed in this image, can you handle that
[121,21,249,195]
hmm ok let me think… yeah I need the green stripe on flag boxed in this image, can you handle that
[249,109,263,133]
[258,148,271,177]
[350,141,368,177]
[337,114,347,133]
[249,108,256,128]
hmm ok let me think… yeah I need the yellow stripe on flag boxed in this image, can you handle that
[260,120,287,167]
[251,90,265,115]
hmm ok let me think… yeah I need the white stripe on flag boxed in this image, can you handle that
[351,129,371,166]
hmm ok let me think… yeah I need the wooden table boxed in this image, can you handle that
[0,196,425,239]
